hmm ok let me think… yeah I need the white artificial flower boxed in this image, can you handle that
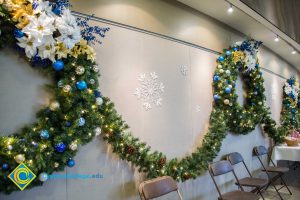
[245,52,257,72]
[33,0,56,17]
[55,9,81,49]
[284,83,292,95]
[235,41,242,46]
[23,14,55,43]
[37,35,56,61]
[17,35,39,58]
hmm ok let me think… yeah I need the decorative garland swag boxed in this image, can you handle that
[0,0,287,194]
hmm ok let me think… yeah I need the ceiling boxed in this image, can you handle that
[177,0,300,70]
[241,0,300,44]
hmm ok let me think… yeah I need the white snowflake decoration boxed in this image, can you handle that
[180,65,188,76]
[134,72,165,111]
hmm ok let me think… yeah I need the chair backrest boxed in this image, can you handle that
[227,152,244,165]
[209,160,244,198]
[209,160,233,176]
[138,176,183,200]
[253,146,268,156]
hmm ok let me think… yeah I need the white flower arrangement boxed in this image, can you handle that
[284,81,299,101]
[16,0,82,61]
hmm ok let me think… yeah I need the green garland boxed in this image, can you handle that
[0,1,292,194]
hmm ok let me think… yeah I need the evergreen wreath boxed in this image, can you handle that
[0,0,289,194]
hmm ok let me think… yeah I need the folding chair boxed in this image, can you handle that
[227,152,268,200]
[138,176,183,200]
[209,160,260,200]
[253,145,292,200]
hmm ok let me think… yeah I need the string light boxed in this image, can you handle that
[291,49,297,55]
[274,35,279,42]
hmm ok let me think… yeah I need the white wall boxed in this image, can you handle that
[0,0,299,200]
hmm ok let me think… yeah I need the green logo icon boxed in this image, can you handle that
[8,163,36,191]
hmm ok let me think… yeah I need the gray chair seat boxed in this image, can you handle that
[221,190,260,200]
[237,177,268,188]
[262,166,289,173]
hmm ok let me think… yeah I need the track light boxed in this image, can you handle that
[291,49,297,55]
[227,4,234,13]
[274,35,279,42]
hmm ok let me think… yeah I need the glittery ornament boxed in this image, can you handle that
[76,66,85,75]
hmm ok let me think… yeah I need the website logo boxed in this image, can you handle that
[8,163,36,191]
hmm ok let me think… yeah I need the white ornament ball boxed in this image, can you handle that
[218,65,222,69]
[226,70,231,75]
[219,69,224,73]
[96,97,103,105]
[76,66,85,75]
[89,79,95,85]
[258,101,262,105]
[228,85,232,89]
[63,85,71,93]
[15,154,25,163]
[39,172,49,182]
[7,145,13,151]
[224,99,230,105]
[50,101,60,111]
[94,127,101,136]
[69,141,78,151]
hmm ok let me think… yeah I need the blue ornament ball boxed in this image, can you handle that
[225,50,231,56]
[55,142,66,153]
[39,172,49,182]
[78,117,85,126]
[218,56,225,62]
[233,47,238,51]
[94,90,102,98]
[53,60,64,71]
[14,29,25,38]
[67,159,75,167]
[2,163,9,170]
[40,130,49,139]
[66,121,71,127]
[287,103,290,108]
[225,87,231,94]
[292,109,296,113]
[76,81,87,90]
[213,75,220,82]
[213,94,220,101]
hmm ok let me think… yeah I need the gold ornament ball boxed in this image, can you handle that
[63,85,71,93]
[224,99,230,105]
[49,101,60,111]
[69,141,78,151]
[15,154,25,163]
[54,162,59,168]
[76,66,85,75]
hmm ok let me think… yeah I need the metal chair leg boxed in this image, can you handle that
[271,183,284,200]
[280,175,292,195]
